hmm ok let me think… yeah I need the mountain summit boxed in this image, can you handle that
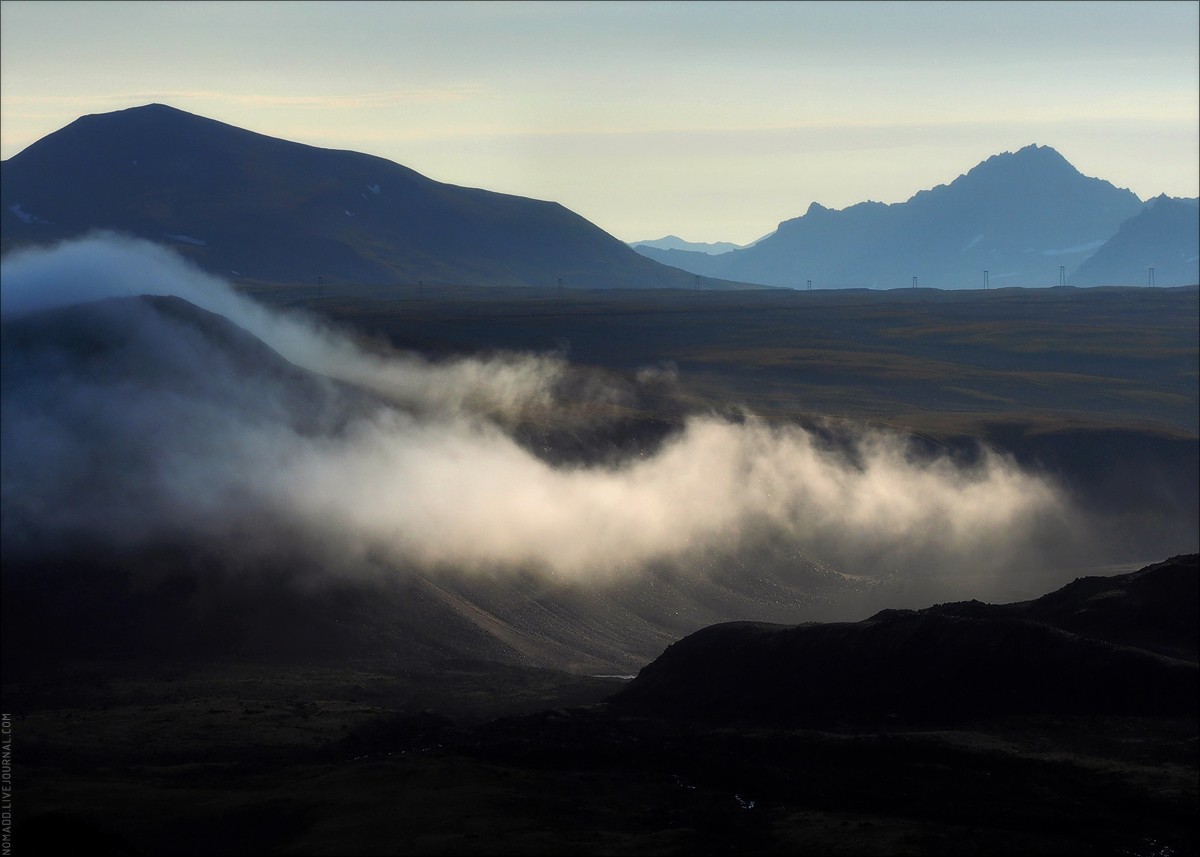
[0,104,699,290]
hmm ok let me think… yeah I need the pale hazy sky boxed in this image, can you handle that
[2,1,1197,245]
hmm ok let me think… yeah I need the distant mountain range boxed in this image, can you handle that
[633,146,1200,289]
[0,104,705,290]
[629,234,769,255]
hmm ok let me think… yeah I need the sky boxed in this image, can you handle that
[1,1,1197,245]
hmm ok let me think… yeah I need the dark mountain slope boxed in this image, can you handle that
[0,104,699,290]
[0,294,842,675]
[612,555,1199,722]
[1070,195,1200,287]
[635,145,1147,289]
[1014,553,1199,660]
[0,294,376,468]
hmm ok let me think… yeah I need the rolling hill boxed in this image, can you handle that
[612,554,1199,722]
[0,103,705,290]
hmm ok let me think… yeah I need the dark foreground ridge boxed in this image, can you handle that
[6,557,1197,856]
[612,555,1199,723]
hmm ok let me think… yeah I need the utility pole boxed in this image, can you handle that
[984,270,989,290]
[1148,267,1156,287]
[1059,265,1066,287]
[806,279,812,291]
[912,276,917,289]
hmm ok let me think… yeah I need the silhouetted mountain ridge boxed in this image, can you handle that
[612,554,1199,722]
[629,235,744,255]
[634,144,1197,289]
[1071,195,1200,286]
[0,104,704,290]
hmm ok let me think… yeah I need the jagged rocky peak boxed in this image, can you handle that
[962,144,1079,182]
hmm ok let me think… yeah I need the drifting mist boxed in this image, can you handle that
[1,235,1085,595]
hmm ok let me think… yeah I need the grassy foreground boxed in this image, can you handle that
[7,656,1197,856]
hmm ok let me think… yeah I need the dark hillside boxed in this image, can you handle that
[0,104,702,290]
[1014,554,1199,661]
[612,555,1199,723]
[0,295,850,676]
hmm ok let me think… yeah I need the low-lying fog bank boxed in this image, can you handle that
[2,235,1193,667]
